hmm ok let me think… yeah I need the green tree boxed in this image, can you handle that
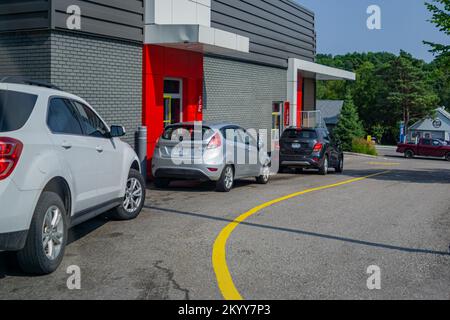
[378,51,440,129]
[333,93,365,151]
[424,0,450,57]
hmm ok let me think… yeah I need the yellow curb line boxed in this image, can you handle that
[212,171,391,300]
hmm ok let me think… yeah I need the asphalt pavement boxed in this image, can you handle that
[1,146,449,300]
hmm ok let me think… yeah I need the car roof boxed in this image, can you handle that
[0,82,90,105]
[166,121,241,129]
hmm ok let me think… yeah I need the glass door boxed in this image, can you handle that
[164,79,182,126]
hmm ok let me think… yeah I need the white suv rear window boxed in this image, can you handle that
[0,89,38,132]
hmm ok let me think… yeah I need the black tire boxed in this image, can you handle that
[295,168,304,174]
[216,165,234,192]
[278,165,287,174]
[405,150,414,159]
[256,166,270,184]
[111,169,146,221]
[154,177,171,189]
[335,155,344,173]
[446,153,450,162]
[318,155,329,176]
[17,192,68,275]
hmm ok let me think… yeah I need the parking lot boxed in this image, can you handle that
[1,148,449,300]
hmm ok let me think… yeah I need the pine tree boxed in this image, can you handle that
[333,93,365,151]
[424,0,450,57]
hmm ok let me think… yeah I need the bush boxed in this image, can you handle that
[351,138,378,156]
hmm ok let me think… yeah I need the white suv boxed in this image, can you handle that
[0,79,146,274]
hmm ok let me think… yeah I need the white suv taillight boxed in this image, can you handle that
[0,137,23,181]
[207,133,222,149]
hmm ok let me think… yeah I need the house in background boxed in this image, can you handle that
[409,107,450,142]
[316,100,344,133]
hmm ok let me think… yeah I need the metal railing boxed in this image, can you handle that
[300,111,326,129]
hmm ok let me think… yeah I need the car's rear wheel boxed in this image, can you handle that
[216,165,234,192]
[111,169,146,220]
[446,153,450,162]
[319,155,329,176]
[154,178,171,189]
[256,165,270,184]
[335,155,344,173]
[405,150,414,159]
[17,192,68,275]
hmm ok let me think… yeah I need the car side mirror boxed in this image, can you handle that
[110,125,126,138]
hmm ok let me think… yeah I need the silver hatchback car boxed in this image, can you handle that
[152,122,271,192]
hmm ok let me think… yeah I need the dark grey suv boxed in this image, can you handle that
[279,127,344,175]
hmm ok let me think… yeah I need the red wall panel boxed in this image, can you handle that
[143,45,204,177]
[296,72,303,127]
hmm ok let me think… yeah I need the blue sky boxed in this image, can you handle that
[297,0,449,62]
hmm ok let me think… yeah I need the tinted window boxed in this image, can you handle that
[162,125,213,141]
[72,101,109,138]
[282,129,318,140]
[48,98,83,135]
[0,90,37,132]
[421,139,432,146]
[164,80,181,94]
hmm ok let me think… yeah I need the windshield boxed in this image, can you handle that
[0,89,38,132]
[282,129,318,140]
[162,125,214,141]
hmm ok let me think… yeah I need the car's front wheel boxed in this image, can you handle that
[17,192,68,275]
[319,155,329,176]
[335,155,344,173]
[256,165,270,184]
[111,169,146,220]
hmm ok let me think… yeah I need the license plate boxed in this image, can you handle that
[292,143,301,149]
[172,147,184,157]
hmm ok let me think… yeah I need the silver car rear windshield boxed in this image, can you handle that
[0,89,38,132]
[162,125,214,141]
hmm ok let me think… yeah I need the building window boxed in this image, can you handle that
[272,102,283,140]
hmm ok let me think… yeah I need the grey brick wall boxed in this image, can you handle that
[203,56,286,134]
[50,31,142,147]
[0,31,51,82]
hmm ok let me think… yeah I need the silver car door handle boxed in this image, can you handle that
[61,141,72,150]
[96,146,104,153]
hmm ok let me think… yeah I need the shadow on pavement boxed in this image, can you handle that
[146,205,450,257]
[343,168,450,184]
[0,215,111,278]
[384,155,448,162]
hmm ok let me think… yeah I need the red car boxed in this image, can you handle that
[397,138,450,161]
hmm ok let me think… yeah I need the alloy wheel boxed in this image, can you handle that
[42,206,64,261]
[123,177,143,213]
[224,167,234,190]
